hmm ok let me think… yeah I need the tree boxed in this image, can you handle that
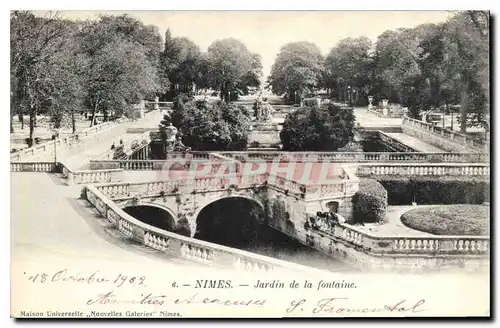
[10,11,76,143]
[442,11,489,131]
[280,103,355,151]
[206,38,262,102]
[236,53,263,96]
[324,37,373,105]
[79,16,161,126]
[160,32,203,98]
[267,42,324,104]
[374,28,423,109]
[172,98,250,151]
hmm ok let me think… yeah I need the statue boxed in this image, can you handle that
[174,133,190,152]
[159,111,190,152]
[261,101,274,122]
[254,96,274,122]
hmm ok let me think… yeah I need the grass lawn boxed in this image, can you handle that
[400,204,489,236]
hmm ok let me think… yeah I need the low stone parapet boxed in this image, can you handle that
[402,116,488,152]
[84,184,324,274]
[214,151,488,163]
[357,163,490,177]
[10,162,57,172]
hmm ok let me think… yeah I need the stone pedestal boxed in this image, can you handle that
[382,99,389,116]
[249,121,281,147]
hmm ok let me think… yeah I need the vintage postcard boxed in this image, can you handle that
[10,10,490,318]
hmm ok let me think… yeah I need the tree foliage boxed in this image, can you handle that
[280,103,355,151]
[78,15,161,125]
[171,96,251,151]
[318,11,489,131]
[267,42,324,103]
[10,11,81,142]
[352,179,388,224]
[206,38,262,102]
[324,36,373,105]
[160,30,202,97]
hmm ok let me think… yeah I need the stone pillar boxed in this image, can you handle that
[138,100,145,119]
[382,99,389,116]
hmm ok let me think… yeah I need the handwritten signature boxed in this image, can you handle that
[286,297,426,315]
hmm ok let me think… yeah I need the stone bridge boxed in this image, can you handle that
[92,171,359,240]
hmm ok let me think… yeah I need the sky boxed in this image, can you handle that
[40,11,454,79]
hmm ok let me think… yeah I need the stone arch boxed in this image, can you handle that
[193,195,265,223]
[122,203,176,232]
[193,195,266,247]
[135,202,177,220]
[325,201,340,213]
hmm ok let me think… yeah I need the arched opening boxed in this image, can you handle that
[194,197,264,248]
[193,197,356,272]
[326,201,340,213]
[123,205,176,232]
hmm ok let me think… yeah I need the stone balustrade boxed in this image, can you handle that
[88,180,489,266]
[367,108,405,118]
[94,169,355,202]
[10,162,57,172]
[215,151,488,163]
[267,173,357,200]
[357,163,490,177]
[402,117,487,151]
[267,174,306,196]
[96,173,272,200]
[59,162,124,186]
[334,223,489,256]
[93,132,150,161]
[10,121,120,161]
[71,169,123,185]
[85,185,321,273]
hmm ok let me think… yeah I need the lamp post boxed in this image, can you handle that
[347,86,351,105]
[52,128,59,165]
[450,110,454,131]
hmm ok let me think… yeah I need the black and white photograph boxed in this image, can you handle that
[8,8,491,318]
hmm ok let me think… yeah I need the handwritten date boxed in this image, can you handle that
[26,269,146,287]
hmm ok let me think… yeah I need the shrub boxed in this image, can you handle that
[400,205,489,236]
[302,98,318,108]
[376,176,490,205]
[280,103,355,151]
[173,218,191,237]
[352,179,388,224]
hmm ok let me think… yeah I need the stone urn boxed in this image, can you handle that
[368,96,374,110]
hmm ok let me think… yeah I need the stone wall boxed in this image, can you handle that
[249,122,281,147]
[401,117,486,152]
[401,124,470,152]
[268,222,489,273]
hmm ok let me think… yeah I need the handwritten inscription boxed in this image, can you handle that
[87,291,266,307]
[25,270,146,287]
[286,297,426,315]
[20,271,429,317]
